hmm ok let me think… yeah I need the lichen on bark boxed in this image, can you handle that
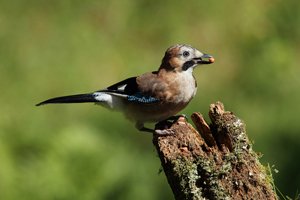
[153,102,278,200]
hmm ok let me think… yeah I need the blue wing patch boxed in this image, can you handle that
[127,92,159,103]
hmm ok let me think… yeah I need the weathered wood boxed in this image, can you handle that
[153,102,277,200]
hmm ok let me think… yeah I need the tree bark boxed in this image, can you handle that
[153,102,277,200]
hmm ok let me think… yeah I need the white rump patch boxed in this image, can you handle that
[93,92,124,110]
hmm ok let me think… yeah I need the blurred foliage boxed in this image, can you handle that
[0,0,299,199]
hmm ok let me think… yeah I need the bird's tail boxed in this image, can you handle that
[36,93,97,106]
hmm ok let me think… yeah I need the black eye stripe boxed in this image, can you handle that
[182,60,195,71]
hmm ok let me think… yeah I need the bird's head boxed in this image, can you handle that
[159,44,214,72]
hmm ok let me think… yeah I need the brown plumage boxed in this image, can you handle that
[36,44,214,134]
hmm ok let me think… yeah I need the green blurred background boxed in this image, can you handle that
[0,0,299,199]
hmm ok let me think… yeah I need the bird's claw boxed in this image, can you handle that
[178,114,188,121]
[154,129,175,136]
[166,114,188,122]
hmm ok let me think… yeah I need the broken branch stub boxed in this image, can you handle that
[153,102,277,200]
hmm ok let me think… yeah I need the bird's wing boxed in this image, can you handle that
[98,74,160,104]
[36,73,162,106]
[105,77,138,94]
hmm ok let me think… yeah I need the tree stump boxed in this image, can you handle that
[153,102,277,200]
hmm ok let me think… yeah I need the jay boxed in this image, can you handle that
[37,44,214,134]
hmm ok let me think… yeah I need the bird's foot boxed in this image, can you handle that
[137,126,155,133]
[154,116,182,136]
[136,115,187,136]
[154,128,175,136]
[166,114,188,122]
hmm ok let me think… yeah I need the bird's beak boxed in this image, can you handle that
[194,54,215,64]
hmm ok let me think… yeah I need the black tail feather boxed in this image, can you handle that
[36,93,97,106]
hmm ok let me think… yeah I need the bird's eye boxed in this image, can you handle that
[183,51,190,57]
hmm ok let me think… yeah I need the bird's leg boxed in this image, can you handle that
[139,126,155,133]
[135,122,174,135]
[165,114,188,122]
[135,122,154,133]
[155,120,176,135]
[154,129,175,135]
[152,114,187,135]
[136,115,186,135]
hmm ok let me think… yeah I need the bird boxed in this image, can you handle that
[36,44,214,135]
